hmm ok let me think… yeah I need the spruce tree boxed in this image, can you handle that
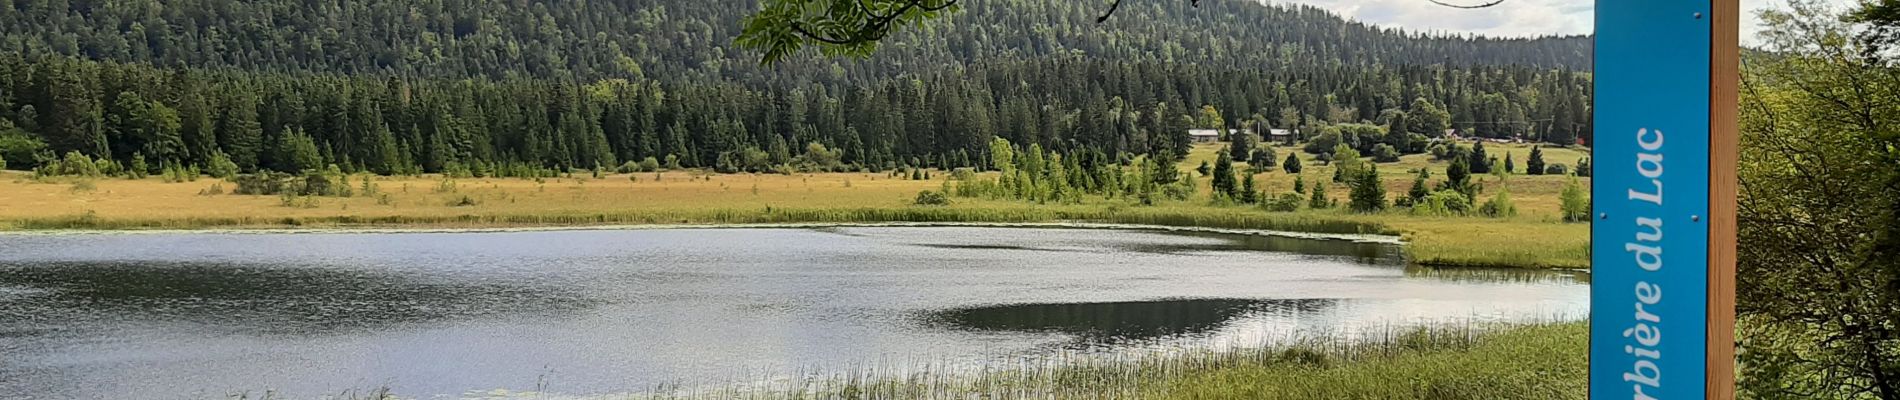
[1404,168,1430,207]
[1307,182,1331,209]
[1230,132,1253,162]
[1468,141,1492,174]
[1240,172,1259,204]
[1440,155,1473,199]
[1293,174,1306,194]
[1211,150,1238,199]
[1348,164,1387,212]
[1526,146,1547,175]
[1504,152,1516,174]
[1283,153,1303,174]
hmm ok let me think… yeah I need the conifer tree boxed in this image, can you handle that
[1404,168,1430,207]
[1283,153,1303,174]
[1348,164,1387,212]
[1240,172,1259,204]
[1307,182,1331,209]
[1468,141,1492,174]
[1526,146,1547,175]
[1211,150,1238,199]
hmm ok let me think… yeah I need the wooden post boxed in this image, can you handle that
[1708,0,1740,397]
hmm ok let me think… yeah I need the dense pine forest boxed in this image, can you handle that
[0,0,1594,175]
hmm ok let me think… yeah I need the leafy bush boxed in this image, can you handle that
[0,130,46,170]
[127,154,149,179]
[1545,163,1568,175]
[1411,190,1472,217]
[912,190,951,206]
[40,151,102,177]
[1372,144,1401,162]
[1263,192,1303,212]
[950,168,976,180]
[1559,178,1590,222]
[206,152,240,179]
[1479,190,1518,218]
[234,172,297,195]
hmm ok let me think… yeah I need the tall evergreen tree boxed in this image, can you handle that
[1526,145,1546,175]
[1211,149,1238,199]
[1467,141,1492,174]
[1348,164,1387,212]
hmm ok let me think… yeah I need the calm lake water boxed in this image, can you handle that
[0,227,1587,398]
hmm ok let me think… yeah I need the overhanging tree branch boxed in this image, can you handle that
[1425,0,1507,9]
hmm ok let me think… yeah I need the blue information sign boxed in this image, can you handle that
[1592,0,1714,398]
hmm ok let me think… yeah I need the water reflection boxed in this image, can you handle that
[0,261,592,336]
[928,298,1335,347]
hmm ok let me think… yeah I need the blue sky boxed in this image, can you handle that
[1276,0,1860,45]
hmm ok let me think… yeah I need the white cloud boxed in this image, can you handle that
[1269,0,1858,45]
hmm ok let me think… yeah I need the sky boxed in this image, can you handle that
[1273,0,1861,46]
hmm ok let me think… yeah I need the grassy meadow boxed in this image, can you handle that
[0,141,1590,269]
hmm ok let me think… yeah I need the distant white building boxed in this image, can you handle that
[1187,129,1226,143]
[1267,128,1295,140]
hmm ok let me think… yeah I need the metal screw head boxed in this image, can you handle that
[1694,12,1704,19]
[1599,213,1609,220]
[1692,215,1702,222]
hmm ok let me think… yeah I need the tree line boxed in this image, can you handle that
[0,53,1591,176]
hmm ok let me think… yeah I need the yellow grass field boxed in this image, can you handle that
[0,141,1591,269]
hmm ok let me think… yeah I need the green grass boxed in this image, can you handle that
[613,322,1585,399]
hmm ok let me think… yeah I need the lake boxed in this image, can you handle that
[0,226,1587,398]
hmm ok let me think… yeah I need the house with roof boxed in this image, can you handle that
[1187,129,1226,143]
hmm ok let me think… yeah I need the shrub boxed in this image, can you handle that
[1560,178,1590,222]
[1411,190,1473,217]
[447,195,481,207]
[206,152,240,179]
[912,190,951,206]
[68,180,96,193]
[198,183,225,196]
[0,130,46,170]
[444,161,473,178]
[127,154,149,179]
[1545,163,1569,175]
[1264,192,1303,212]
[950,168,976,180]
[1372,144,1401,163]
[48,151,102,177]
[234,172,296,195]
[1479,190,1518,218]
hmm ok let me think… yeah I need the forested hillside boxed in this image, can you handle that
[0,0,1594,175]
[0,0,1589,83]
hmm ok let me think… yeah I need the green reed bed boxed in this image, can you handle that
[488,322,1582,400]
